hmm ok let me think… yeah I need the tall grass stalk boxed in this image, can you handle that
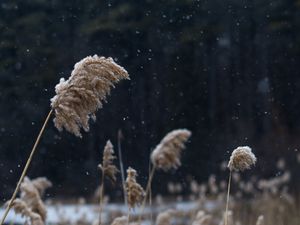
[0,109,53,225]
[117,130,127,207]
[98,169,105,225]
[224,171,232,225]
[138,165,156,223]
[149,162,153,225]
[126,208,131,225]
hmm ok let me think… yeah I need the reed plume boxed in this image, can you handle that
[228,146,257,172]
[51,55,129,137]
[192,211,212,225]
[151,129,192,171]
[19,177,49,222]
[224,146,256,225]
[256,215,264,225]
[139,129,191,223]
[8,176,51,225]
[156,209,175,225]
[111,216,127,225]
[98,140,119,225]
[125,167,145,209]
[10,199,44,225]
[99,140,119,183]
[1,55,129,225]
[31,177,52,196]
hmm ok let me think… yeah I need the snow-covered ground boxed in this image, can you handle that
[0,201,217,224]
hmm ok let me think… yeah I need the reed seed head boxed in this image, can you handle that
[125,167,145,209]
[151,129,191,171]
[156,209,176,225]
[98,140,119,183]
[111,216,127,225]
[228,146,256,172]
[31,177,52,197]
[20,177,48,222]
[256,215,264,225]
[10,199,44,225]
[192,211,212,225]
[51,55,129,137]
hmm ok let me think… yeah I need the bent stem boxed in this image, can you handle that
[0,109,53,225]
[98,170,105,225]
[224,170,232,225]
[138,165,156,223]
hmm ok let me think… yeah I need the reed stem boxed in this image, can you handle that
[117,129,127,207]
[98,169,105,225]
[138,165,156,223]
[149,163,153,225]
[126,208,131,225]
[0,109,53,225]
[224,171,232,225]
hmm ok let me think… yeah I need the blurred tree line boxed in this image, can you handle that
[0,0,300,199]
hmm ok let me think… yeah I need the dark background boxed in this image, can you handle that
[0,0,300,200]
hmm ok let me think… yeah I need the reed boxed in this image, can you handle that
[138,129,191,223]
[0,55,129,225]
[225,146,256,225]
[98,140,118,225]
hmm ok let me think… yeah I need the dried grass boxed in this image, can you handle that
[98,140,119,183]
[125,167,145,209]
[10,199,44,225]
[19,177,48,221]
[51,55,129,137]
[151,129,191,171]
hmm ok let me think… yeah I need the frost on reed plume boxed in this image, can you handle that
[228,146,257,171]
[51,55,129,137]
[151,129,192,171]
[224,146,256,225]
[125,167,145,209]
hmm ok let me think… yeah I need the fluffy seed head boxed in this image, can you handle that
[10,199,44,225]
[98,140,119,183]
[256,215,264,225]
[31,177,52,197]
[156,209,176,225]
[20,177,48,222]
[192,210,212,225]
[125,167,145,209]
[151,129,191,171]
[228,146,256,171]
[111,216,127,225]
[51,55,129,137]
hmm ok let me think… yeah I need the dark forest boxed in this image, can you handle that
[0,0,300,200]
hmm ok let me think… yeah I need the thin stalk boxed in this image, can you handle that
[98,170,105,225]
[149,162,153,225]
[138,165,156,223]
[117,129,127,207]
[224,171,232,225]
[0,109,53,225]
[127,208,131,225]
